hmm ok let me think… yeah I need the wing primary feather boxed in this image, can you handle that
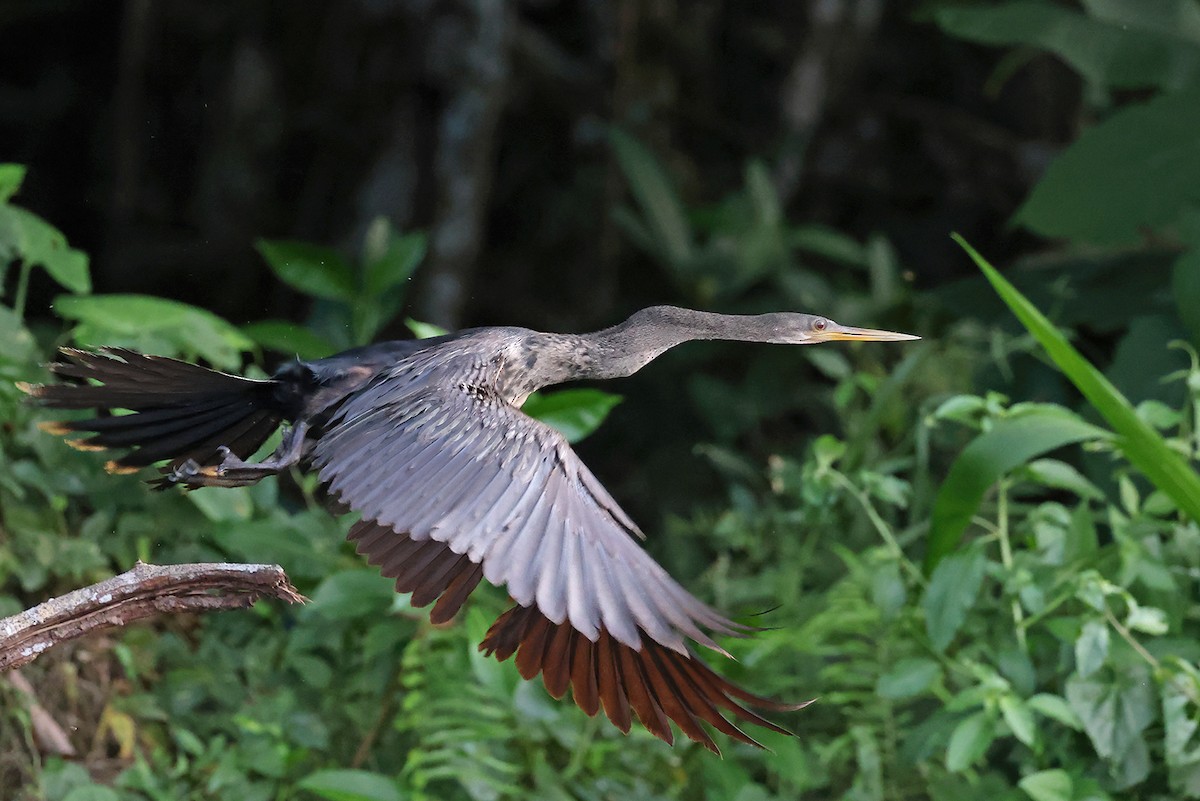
[570,634,600,716]
[430,561,484,624]
[617,642,673,745]
[638,645,718,753]
[541,623,573,699]
[515,611,553,681]
[596,632,632,733]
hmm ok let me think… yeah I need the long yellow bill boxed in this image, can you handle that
[817,323,921,343]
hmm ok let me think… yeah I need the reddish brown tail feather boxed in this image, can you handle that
[480,604,812,754]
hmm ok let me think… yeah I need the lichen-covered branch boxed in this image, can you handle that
[0,562,304,671]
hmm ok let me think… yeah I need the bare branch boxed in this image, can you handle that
[0,562,305,671]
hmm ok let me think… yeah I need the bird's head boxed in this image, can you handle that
[765,313,921,345]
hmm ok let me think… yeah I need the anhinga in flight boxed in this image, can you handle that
[23,305,918,753]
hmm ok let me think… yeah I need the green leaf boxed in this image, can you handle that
[927,408,1109,570]
[54,293,253,370]
[298,769,405,801]
[255,239,355,301]
[1126,605,1169,635]
[365,225,426,296]
[307,569,397,621]
[242,319,335,360]
[608,128,694,268]
[934,2,1200,92]
[1076,619,1111,678]
[1028,693,1084,729]
[1018,459,1105,500]
[0,204,91,293]
[1001,695,1038,747]
[957,236,1200,525]
[1162,662,1200,796]
[945,711,996,771]
[1066,669,1155,779]
[405,318,447,339]
[521,389,623,443]
[0,163,26,202]
[1018,769,1073,801]
[1015,89,1200,244]
[923,546,987,651]
[876,658,941,699]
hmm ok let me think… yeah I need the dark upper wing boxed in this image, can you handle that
[311,379,747,656]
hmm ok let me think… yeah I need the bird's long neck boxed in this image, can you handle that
[569,305,784,381]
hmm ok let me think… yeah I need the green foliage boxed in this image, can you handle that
[251,218,427,354]
[6,7,1200,794]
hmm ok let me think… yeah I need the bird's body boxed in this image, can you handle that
[22,305,917,753]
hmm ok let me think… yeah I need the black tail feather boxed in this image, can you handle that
[21,348,284,476]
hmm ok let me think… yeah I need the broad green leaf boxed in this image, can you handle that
[1066,669,1155,778]
[255,239,355,301]
[298,769,404,801]
[609,128,694,268]
[1015,89,1200,244]
[923,546,987,651]
[1000,695,1038,747]
[54,293,253,370]
[1075,619,1110,678]
[945,711,995,771]
[521,389,622,443]
[242,319,335,360]
[0,204,91,293]
[307,569,397,621]
[927,408,1109,570]
[1028,693,1084,730]
[876,658,941,699]
[1018,769,1073,801]
[958,236,1200,524]
[0,163,26,202]
[1082,0,1200,43]
[186,486,253,523]
[1162,662,1200,796]
[934,2,1200,92]
[365,227,426,296]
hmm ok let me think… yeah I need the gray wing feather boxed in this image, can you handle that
[313,380,746,653]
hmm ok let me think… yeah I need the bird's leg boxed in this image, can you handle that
[166,421,310,489]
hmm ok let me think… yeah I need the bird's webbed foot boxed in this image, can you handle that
[162,421,309,490]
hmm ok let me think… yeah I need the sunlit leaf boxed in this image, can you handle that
[521,389,622,443]
[54,293,253,370]
[0,163,26,203]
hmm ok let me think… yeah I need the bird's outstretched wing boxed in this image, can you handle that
[313,379,806,750]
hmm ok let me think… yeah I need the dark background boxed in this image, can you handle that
[2,0,1071,332]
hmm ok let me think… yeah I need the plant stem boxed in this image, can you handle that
[995,482,1028,652]
[828,469,925,588]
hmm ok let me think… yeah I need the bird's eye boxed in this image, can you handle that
[813,318,827,331]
